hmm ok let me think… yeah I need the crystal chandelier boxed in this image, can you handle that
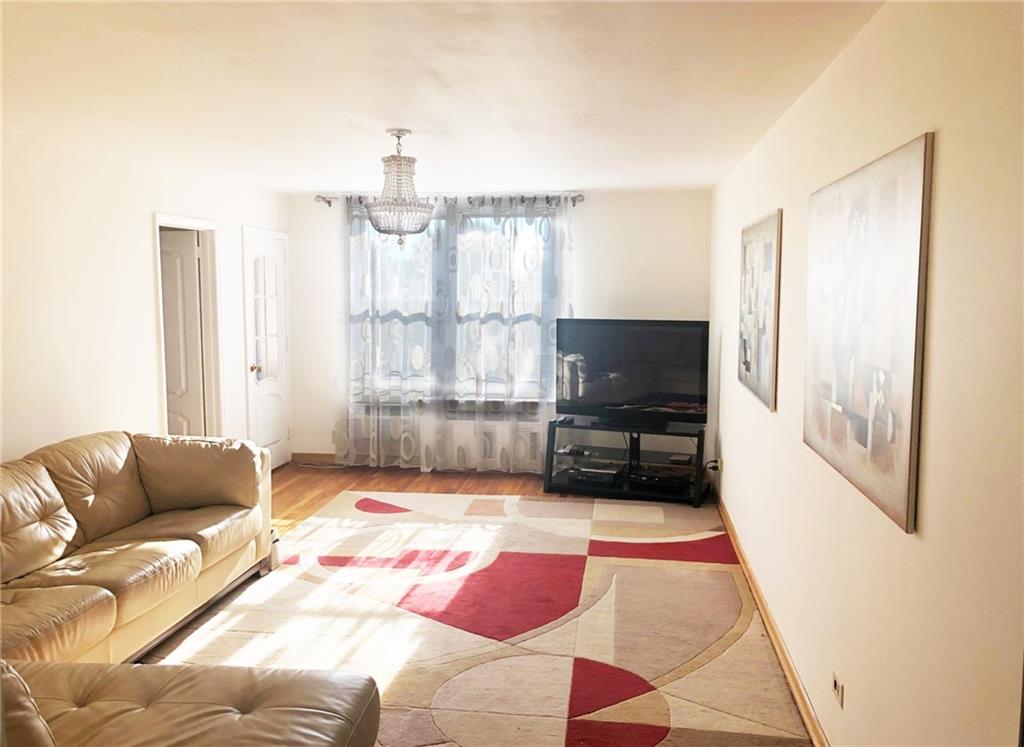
[366,128,433,245]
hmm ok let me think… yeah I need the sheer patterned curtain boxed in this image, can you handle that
[337,195,575,472]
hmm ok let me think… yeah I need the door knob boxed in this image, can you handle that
[249,363,263,373]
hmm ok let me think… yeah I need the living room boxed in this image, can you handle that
[2,3,1021,747]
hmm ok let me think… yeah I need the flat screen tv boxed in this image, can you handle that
[556,319,709,424]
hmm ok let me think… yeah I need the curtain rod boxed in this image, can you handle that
[315,193,585,208]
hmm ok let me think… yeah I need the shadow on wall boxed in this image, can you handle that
[708,322,723,469]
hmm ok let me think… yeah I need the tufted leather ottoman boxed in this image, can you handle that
[6,659,380,746]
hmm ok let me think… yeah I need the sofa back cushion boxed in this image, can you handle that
[25,432,151,546]
[131,434,263,512]
[0,461,78,583]
[0,660,57,747]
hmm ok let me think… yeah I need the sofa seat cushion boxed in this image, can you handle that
[100,505,262,569]
[12,660,381,747]
[6,540,201,626]
[0,585,116,661]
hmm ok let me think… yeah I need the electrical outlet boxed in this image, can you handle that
[831,671,845,709]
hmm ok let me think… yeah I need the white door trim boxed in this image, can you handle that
[153,213,223,436]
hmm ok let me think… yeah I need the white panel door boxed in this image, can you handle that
[159,229,206,435]
[243,227,291,468]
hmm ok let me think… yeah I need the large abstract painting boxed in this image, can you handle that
[804,133,933,532]
[738,210,782,410]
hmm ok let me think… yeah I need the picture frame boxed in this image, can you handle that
[738,209,783,411]
[803,133,934,533]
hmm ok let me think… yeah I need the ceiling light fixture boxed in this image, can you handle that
[366,128,433,245]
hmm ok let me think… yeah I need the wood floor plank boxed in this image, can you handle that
[271,463,548,534]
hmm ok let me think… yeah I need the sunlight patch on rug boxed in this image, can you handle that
[146,491,809,746]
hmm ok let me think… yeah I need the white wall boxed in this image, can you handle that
[287,195,347,454]
[284,189,713,454]
[572,190,711,320]
[708,4,1022,745]
[2,130,289,459]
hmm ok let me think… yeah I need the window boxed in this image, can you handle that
[348,198,571,405]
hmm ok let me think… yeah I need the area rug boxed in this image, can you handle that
[145,491,810,746]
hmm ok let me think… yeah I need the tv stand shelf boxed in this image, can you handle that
[543,417,706,506]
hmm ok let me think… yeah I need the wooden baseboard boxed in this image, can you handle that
[290,452,337,465]
[717,498,830,747]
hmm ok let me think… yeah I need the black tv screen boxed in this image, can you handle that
[556,319,709,424]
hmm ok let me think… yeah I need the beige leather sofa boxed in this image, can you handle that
[2,432,382,746]
[2,659,380,746]
[1,431,272,663]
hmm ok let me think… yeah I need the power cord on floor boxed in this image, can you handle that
[699,459,721,502]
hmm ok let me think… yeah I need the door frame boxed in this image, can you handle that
[241,225,292,454]
[153,213,223,436]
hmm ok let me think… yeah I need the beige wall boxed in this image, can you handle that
[572,190,711,320]
[287,195,347,454]
[708,4,1022,745]
[1,131,289,459]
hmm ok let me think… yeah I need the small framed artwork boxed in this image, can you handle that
[738,209,783,410]
[803,132,934,533]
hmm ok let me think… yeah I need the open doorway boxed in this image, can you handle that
[155,215,221,436]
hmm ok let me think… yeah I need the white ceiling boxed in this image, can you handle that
[3,2,879,192]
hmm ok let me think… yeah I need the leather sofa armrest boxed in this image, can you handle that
[129,434,266,512]
[1,660,57,747]
[255,446,272,561]
[131,434,272,561]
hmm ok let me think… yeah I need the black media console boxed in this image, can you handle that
[542,417,706,507]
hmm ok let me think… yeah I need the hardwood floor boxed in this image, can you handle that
[271,463,546,536]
